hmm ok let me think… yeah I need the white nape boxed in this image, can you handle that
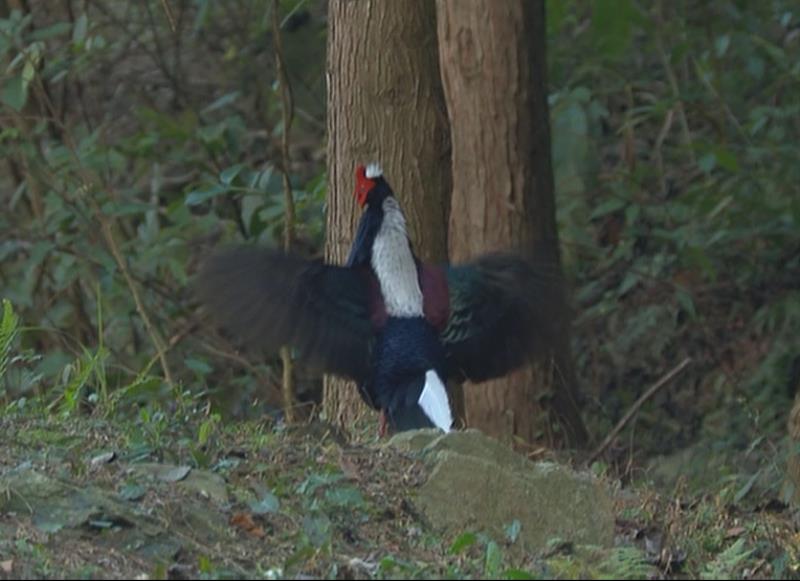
[371,196,424,317]
[365,163,383,179]
[418,370,453,432]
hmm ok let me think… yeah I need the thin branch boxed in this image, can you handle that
[588,357,692,465]
[272,0,297,423]
[159,0,177,33]
[652,106,675,196]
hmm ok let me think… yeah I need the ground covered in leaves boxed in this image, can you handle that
[1,412,798,580]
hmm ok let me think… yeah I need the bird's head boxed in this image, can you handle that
[354,163,392,208]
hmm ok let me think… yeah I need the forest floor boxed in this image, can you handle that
[1,413,798,580]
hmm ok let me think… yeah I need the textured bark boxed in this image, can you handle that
[437,0,587,448]
[322,0,451,433]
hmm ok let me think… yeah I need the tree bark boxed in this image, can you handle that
[323,0,451,433]
[436,0,587,448]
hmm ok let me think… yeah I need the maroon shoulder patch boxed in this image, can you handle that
[419,263,450,332]
[362,268,388,330]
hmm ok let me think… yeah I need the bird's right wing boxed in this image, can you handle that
[194,245,374,383]
[441,252,567,383]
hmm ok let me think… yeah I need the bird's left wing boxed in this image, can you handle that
[195,245,374,383]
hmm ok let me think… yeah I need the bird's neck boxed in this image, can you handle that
[371,197,424,318]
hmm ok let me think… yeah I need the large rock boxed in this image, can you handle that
[388,429,615,551]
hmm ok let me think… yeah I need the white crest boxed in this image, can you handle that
[365,163,383,179]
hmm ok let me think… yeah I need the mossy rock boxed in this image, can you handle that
[388,429,615,551]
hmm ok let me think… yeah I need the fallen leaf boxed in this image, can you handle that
[726,526,746,538]
[1,559,13,573]
[249,491,280,515]
[90,451,117,466]
[161,465,192,482]
[119,483,147,502]
[230,511,266,538]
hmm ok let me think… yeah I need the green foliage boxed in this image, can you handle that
[0,1,327,420]
[596,547,656,580]
[543,544,659,580]
[0,299,20,385]
[701,538,753,580]
[548,0,800,484]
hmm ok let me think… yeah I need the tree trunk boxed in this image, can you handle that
[322,0,451,433]
[436,0,587,448]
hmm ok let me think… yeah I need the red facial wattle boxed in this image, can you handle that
[355,165,376,208]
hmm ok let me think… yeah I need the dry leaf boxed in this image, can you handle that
[726,526,746,538]
[230,511,266,538]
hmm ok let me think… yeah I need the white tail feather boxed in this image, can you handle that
[418,370,453,432]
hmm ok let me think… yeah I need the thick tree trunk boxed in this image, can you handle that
[322,0,451,433]
[436,0,587,448]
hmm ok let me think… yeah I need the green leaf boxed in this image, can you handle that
[160,465,192,482]
[713,147,739,172]
[297,472,344,496]
[185,184,229,206]
[324,485,365,509]
[0,299,20,382]
[715,34,730,57]
[619,271,639,295]
[449,532,477,555]
[701,538,753,580]
[698,152,716,173]
[2,75,28,111]
[591,197,627,219]
[504,519,521,544]
[23,50,40,86]
[119,483,147,502]
[485,540,503,578]
[185,358,212,376]
[302,513,331,548]
[73,13,88,44]
[733,471,760,504]
[201,91,240,115]
[676,289,696,319]
[249,492,280,515]
[220,164,245,186]
[198,414,219,446]
[249,166,280,193]
[119,377,168,402]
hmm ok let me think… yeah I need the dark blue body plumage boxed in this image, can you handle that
[368,316,448,432]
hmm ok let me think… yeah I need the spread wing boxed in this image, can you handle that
[441,252,566,383]
[194,245,373,383]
